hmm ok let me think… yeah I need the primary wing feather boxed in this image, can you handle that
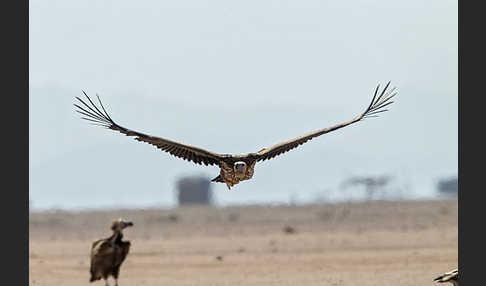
[256,82,396,162]
[74,92,222,166]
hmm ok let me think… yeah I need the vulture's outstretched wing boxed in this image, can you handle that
[256,82,397,162]
[74,93,223,166]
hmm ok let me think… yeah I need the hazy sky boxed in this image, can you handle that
[29,0,457,210]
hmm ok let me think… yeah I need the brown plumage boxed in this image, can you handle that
[75,82,396,189]
[89,218,133,286]
[434,268,458,286]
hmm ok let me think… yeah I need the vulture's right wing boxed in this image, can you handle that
[91,240,114,259]
[256,82,397,162]
[90,239,116,272]
[74,93,224,166]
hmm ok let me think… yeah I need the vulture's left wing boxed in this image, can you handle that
[74,93,224,166]
[434,269,458,283]
[256,82,397,162]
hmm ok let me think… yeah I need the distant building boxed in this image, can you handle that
[176,176,213,206]
[437,177,458,196]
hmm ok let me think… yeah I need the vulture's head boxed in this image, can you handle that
[110,218,134,232]
[233,161,247,178]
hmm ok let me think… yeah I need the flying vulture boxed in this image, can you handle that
[90,218,134,286]
[75,82,397,189]
[434,268,458,286]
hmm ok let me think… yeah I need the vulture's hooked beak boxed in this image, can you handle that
[124,221,134,228]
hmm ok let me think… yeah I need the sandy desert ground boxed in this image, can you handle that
[29,199,457,286]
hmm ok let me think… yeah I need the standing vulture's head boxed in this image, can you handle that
[233,161,247,178]
[111,218,134,232]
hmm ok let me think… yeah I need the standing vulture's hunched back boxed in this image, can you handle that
[90,218,134,286]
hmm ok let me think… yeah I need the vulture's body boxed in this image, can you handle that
[90,219,133,286]
[434,268,458,286]
[75,82,397,189]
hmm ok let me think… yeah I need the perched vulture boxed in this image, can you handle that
[75,82,396,189]
[90,218,134,286]
[434,268,459,286]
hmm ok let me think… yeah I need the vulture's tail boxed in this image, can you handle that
[89,269,99,282]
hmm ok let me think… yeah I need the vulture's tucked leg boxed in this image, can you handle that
[211,174,224,182]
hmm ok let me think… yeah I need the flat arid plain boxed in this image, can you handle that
[30,200,457,286]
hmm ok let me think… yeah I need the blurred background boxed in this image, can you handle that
[29,0,457,211]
